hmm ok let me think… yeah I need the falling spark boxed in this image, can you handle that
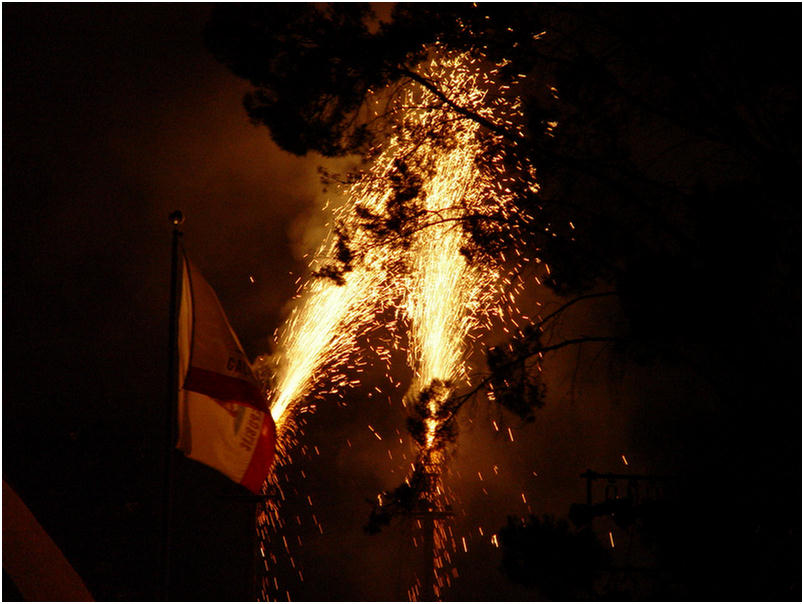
[384,50,538,600]
[255,48,542,601]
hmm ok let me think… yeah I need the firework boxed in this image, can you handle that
[255,49,539,601]
[367,51,538,599]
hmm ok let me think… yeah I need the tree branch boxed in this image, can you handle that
[452,333,623,412]
[397,68,519,142]
[535,291,618,330]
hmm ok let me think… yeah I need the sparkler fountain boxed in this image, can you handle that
[253,48,540,601]
[252,150,408,600]
[378,51,538,600]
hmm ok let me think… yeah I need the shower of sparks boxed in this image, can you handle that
[253,45,542,602]
[375,48,539,600]
[253,160,405,601]
[263,266,385,433]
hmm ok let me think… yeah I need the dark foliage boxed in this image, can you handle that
[364,455,442,536]
[485,328,547,422]
[205,4,393,156]
[405,379,458,449]
[499,514,608,600]
[354,158,426,246]
[312,225,354,285]
[206,3,800,358]
[208,5,801,598]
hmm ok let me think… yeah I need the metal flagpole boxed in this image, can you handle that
[218,491,277,600]
[162,210,184,601]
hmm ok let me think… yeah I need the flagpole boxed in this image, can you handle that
[162,210,184,601]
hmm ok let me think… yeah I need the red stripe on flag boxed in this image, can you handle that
[183,366,266,412]
[240,414,277,493]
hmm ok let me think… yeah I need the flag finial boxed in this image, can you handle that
[169,210,184,226]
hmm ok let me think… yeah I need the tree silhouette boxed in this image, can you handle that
[207,5,800,598]
[206,3,798,372]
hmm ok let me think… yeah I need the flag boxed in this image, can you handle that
[177,254,276,493]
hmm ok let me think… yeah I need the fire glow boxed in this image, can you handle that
[254,49,540,601]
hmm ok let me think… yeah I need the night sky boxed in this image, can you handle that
[3,4,801,603]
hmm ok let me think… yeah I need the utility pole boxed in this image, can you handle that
[406,489,453,601]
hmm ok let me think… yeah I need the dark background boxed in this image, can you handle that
[4,4,325,600]
[3,4,801,602]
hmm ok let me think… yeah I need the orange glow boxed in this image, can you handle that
[255,49,541,602]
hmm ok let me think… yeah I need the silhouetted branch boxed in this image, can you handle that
[398,68,519,142]
[453,332,623,414]
[535,291,618,329]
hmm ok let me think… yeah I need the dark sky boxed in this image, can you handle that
[3,4,801,603]
[3,4,324,600]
